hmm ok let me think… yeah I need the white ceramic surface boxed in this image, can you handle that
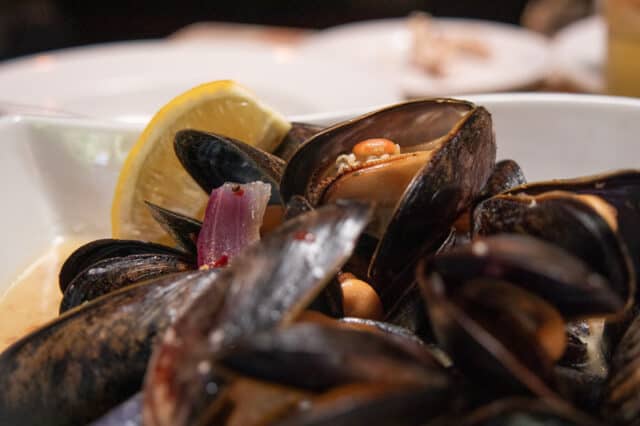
[2,93,640,292]
[0,40,401,124]
[551,15,605,93]
[299,18,551,96]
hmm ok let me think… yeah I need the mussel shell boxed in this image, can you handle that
[476,159,527,201]
[459,397,604,426]
[419,271,563,399]
[603,314,640,425]
[369,102,495,299]
[60,253,194,313]
[58,239,191,292]
[0,270,220,426]
[281,99,495,306]
[473,193,635,317]
[501,170,640,296]
[339,317,427,347]
[425,234,624,319]
[274,122,324,162]
[145,201,202,254]
[382,228,456,342]
[174,129,285,204]
[143,201,373,426]
[274,383,456,426]
[281,99,478,204]
[217,323,445,391]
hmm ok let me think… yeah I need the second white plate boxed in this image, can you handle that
[551,15,604,93]
[299,18,551,97]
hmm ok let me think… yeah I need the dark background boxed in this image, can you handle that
[0,0,531,60]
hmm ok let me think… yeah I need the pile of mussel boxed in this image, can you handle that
[2,98,640,426]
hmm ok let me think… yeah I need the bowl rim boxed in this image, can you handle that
[2,92,640,131]
[288,92,640,124]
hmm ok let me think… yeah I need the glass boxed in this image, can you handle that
[605,0,640,96]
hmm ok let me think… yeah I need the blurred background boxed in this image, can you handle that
[4,0,637,120]
[0,0,592,60]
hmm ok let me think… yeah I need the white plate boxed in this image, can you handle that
[551,15,605,93]
[3,93,640,290]
[299,18,551,96]
[0,40,401,124]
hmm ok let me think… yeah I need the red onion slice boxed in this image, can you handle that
[197,182,271,267]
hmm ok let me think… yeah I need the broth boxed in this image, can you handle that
[0,238,87,352]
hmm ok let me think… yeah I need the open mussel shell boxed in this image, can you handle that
[426,234,624,319]
[174,129,285,204]
[0,270,220,426]
[419,268,565,399]
[603,314,640,425]
[143,200,373,426]
[453,159,525,241]
[58,239,192,292]
[459,397,604,426]
[274,122,324,162]
[499,170,640,290]
[281,98,496,308]
[274,383,457,426]
[476,159,527,202]
[60,253,194,313]
[145,201,202,254]
[473,191,635,317]
[217,322,447,391]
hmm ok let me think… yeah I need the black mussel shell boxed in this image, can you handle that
[477,159,527,202]
[603,314,640,425]
[174,129,285,204]
[426,234,624,319]
[217,323,445,391]
[59,239,191,292]
[500,170,640,299]
[143,201,373,426]
[459,397,604,426]
[419,269,565,399]
[275,383,457,426]
[274,122,324,162]
[145,201,201,254]
[60,253,194,313]
[0,270,220,426]
[473,192,635,317]
[282,99,496,310]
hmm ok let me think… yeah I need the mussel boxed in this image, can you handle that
[281,99,496,308]
[473,187,636,316]
[0,270,220,426]
[143,200,374,426]
[417,234,624,399]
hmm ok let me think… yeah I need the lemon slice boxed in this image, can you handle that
[111,80,291,243]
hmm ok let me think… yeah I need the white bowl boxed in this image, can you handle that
[2,93,640,292]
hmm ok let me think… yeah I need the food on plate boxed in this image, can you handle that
[408,12,491,77]
[1,81,639,426]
